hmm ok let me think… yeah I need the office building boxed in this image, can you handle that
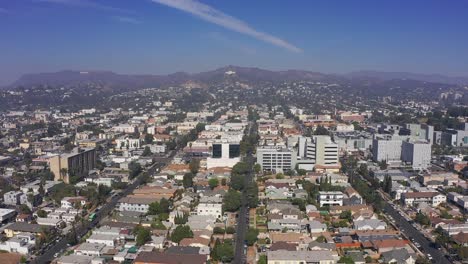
[206,142,241,169]
[298,136,339,166]
[257,146,297,172]
[401,140,431,170]
[372,138,402,162]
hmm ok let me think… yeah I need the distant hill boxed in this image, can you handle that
[8,66,468,90]
[9,66,330,90]
[347,70,468,85]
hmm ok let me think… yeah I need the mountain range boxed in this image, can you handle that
[6,66,468,90]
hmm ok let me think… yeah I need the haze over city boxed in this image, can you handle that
[0,1,468,264]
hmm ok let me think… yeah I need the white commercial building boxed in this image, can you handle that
[256,147,297,172]
[401,141,431,170]
[206,142,241,169]
[0,208,16,222]
[298,136,339,167]
[372,138,402,162]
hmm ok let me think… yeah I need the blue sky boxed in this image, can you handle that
[1,0,467,85]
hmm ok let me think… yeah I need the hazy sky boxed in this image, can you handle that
[1,0,468,85]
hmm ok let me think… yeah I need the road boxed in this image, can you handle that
[233,122,255,264]
[32,151,176,263]
[382,201,451,264]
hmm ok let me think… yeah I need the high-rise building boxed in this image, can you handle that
[298,136,339,166]
[48,148,96,183]
[372,138,402,162]
[256,146,297,172]
[401,141,431,170]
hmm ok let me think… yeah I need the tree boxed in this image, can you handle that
[223,190,242,212]
[383,174,392,194]
[245,228,259,246]
[211,239,234,263]
[339,210,352,221]
[170,225,193,243]
[226,226,236,234]
[144,134,154,144]
[297,168,307,176]
[189,159,200,174]
[258,255,267,264]
[183,173,193,188]
[142,146,152,156]
[254,164,261,174]
[136,227,151,246]
[213,227,225,234]
[338,256,355,264]
[230,174,245,191]
[37,209,47,218]
[174,213,188,225]
[159,198,170,214]
[128,161,142,179]
[415,212,431,226]
[148,202,161,215]
[208,178,219,190]
[19,204,31,214]
[314,125,329,135]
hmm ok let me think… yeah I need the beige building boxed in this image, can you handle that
[49,148,96,183]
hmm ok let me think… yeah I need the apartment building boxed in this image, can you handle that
[196,196,223,218]
[318,191,344,207]
[48,147,96,183]
[401,192,446,207]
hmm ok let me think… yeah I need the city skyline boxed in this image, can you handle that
[1,0,468,85]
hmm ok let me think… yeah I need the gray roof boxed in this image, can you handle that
[381,248,416,264]
[267,250,338,262]
[75,243,105,252]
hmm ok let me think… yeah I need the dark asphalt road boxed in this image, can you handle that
[32,152,175,263]
[233,123,255,264]
[382,199,451,264]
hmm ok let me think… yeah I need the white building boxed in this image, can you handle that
[196,196,223,218]
[0,208,16,222]
[256,146,297,172]
[318,191,344,207]
[401,141,431,170]
[0,233,35,255]
[86,234,118,247]
[298,136,339,167]
[206,142,241,169]
[112,124,136,134]
[372,138,402,162]
[74,243,105,257]
[401,192,446,207]
[115,137,141,150]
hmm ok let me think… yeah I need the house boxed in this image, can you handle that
[36,217,64,228]
[380,248,416,264]
[354,219,387,231]
[452,232,468,246]
[86,234,118,246]
[3,222,51,238]
[74,243,105,256]
[401,192,446,207]
[266,250,339,264]
[0,233,35,254]
[61,197,87,209]
[134,251,207,264]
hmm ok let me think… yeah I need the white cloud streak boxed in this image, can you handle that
[150,0,302,53]
[35,0,134,14]
[113,16,142,24]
